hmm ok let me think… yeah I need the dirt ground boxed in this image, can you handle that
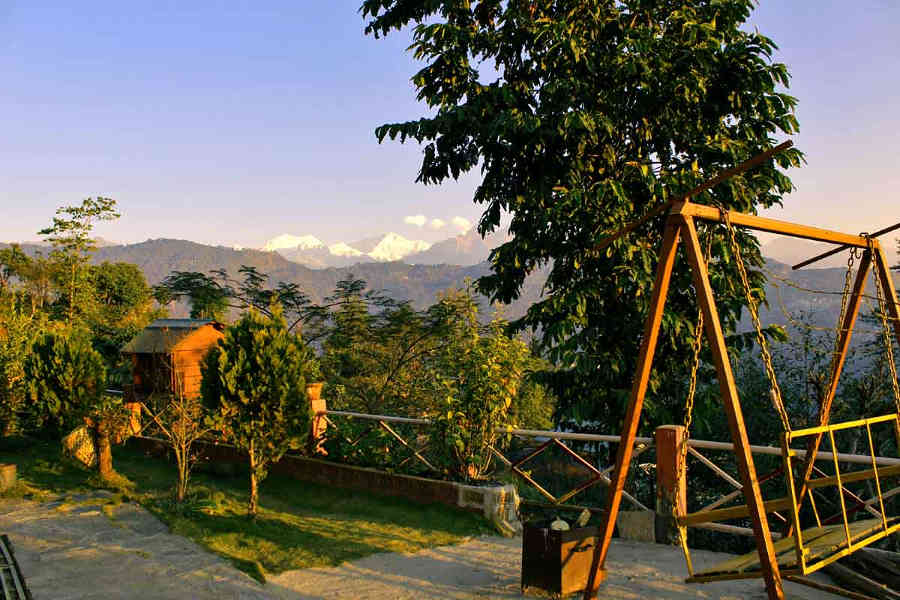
[1,495,845,599]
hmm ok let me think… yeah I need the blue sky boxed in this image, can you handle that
[1,1,898,249]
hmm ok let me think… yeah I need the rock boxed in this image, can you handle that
[62,426,97,467]
[0,463,15,491]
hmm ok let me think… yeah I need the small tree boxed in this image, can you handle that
[143,391,212,503]
[0,302,44,435]
[38,197,119,323]
[24,328,128,479]
[429,292,530,481]
[201,306,320,517]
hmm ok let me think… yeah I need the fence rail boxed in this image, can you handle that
[319,409,900,541]
[321,410,900,467]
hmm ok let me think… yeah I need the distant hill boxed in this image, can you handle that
[87,238,546,319]
[4,238,897,332]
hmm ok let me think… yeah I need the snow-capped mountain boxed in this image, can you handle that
[328,242,363,257]
[263,232,433,267]
[368,232,431,261]
[264,234,325,252]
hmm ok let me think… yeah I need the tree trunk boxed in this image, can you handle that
[248,440,258,517]
[95,422,114,480]
[174,445,187,503]
[68,262,76,323]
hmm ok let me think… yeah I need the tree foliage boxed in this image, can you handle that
[361,0,802,427]
[24,328,107,435]
[155,266,316,329]
[201,306,320,516]
[428,292,530,481]
[319,278,458,415]
[38,197,120,322]
[0,302,46,434]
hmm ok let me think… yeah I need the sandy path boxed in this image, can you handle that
[2,495,844,599]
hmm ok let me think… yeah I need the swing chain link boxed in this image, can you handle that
[721,208,792,433]
[869,239,900,414]
[827,248,857,400]
[673,231,711,569]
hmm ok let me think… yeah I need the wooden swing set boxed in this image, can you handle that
[582,142,900,600]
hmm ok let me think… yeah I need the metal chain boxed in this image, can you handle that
[826,248,858,392]
[673,233,711,567]
[721,209,792,432]
[870,239,900,413]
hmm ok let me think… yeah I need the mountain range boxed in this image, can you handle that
[3,234,897,328]
[260,230,500,268]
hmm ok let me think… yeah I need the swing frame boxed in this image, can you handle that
[582,194,900,598]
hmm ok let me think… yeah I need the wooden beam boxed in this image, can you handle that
[675,140,794,202]
[793,220,900,270]
[679,496,795,527]
[679,215,785,600]
[589,141,794,256]
[789,250,873,536]
[873,242,900,346]
[678,202,871,247]
[584,216,682,599]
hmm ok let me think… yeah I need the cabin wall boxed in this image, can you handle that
[173,349,209,399]
[125,325,224,400]
[172,326,224,399]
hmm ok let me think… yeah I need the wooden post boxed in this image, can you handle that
[124,402,142,436]
[307,382,327,455]
[679,215,785,600]
[0,464,16,492]
[585,217,682,598]
[655,425,687,544]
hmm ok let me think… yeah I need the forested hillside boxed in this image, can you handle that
[5,237,897,327]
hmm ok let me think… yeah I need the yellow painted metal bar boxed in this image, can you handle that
[787,413,899,440]
[678,497,794,526]
[801,523,900,576]
[828,430,853,551]
[782,435,807,573]
[865,421,888,531]
[805,463,900,490]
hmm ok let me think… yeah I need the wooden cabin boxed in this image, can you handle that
[121,319,225,401]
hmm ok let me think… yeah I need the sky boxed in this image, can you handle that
[1,1,898,250]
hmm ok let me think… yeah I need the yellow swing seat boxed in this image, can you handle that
[679,412,900,583]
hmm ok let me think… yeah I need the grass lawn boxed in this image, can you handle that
[0,437,493,581]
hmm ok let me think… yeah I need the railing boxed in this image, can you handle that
[316,409,900,542]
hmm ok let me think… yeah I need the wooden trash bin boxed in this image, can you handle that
[521,520,601,597]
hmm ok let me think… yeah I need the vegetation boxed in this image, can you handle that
[202,307,321,516]
[361,0,802,430]
[38,197,120,323]
[23,327,132,480]
[142,390,212,503]
[0,438,490,581]
[428,291,530,480]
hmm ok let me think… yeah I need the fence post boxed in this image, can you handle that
[655,425,686,544]
[307,382,327,455]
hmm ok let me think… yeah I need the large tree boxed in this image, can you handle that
[361,0,801,425]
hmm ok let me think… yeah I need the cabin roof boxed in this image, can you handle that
[121,319,224,354]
